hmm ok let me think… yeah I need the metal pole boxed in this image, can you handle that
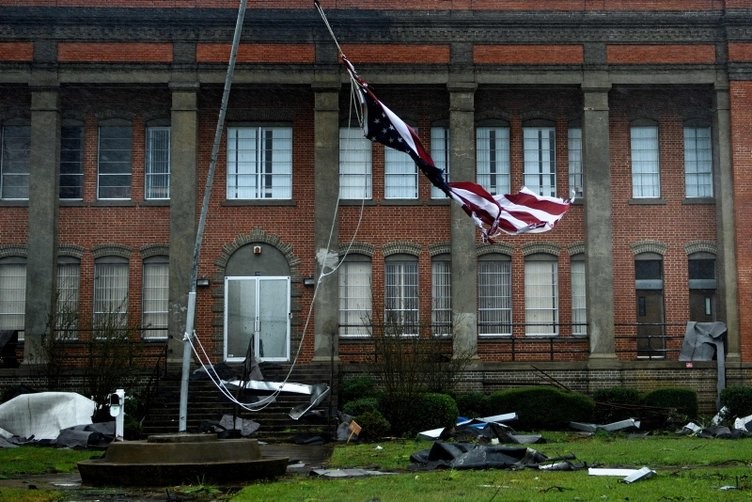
[178,0,249,432]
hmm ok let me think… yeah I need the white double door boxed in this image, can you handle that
[224,276,290,363]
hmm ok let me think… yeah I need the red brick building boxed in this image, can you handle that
[1,1,751,412]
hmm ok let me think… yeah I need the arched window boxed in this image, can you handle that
[56,256,81,339]
[525,253,559,336]
[478,253,511,336]
[142,256,169,339]
[635,252,665,357]
[338,254,372,337]
[570,254,587,336]
[384,254,419,335]
[0,257,26,338]
[431,254,451,336]
[93,256,129,334]
[688,252,716,321]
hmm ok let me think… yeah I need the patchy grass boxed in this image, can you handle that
[0,447,99,479]
[234,433,752,501]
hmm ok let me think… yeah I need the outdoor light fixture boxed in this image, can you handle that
[303,277,315,287]
[196,278,210,287]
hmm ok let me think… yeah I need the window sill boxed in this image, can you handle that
[223,199,296,207]
[682,197,715,205]
[629,198,666,205]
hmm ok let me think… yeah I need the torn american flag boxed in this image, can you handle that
[342,56,571,242]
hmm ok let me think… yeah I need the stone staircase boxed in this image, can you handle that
[140,362,338,442]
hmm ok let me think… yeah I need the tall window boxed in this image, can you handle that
[98,122,132,200]
[93,257,129,334]
[142,256,169,339]
[524,253,559,336]
[384,142,418,199]
[476,126,510,196]
[1,123,31,200]
[630,122,660,199]
[60,124,84,199]
[338,255,372,337]
[568,125,583,199]
[384,255,419,335]
[56,257,80,339]
[635,253,665,358]
[570,254,587,336]
[0,257,26,340]
[478,254,512,336]
[145,126,170,200]
[523,124,556,197]
[431,254,451,336]
[688,252,717,322]
[339,127,372,199]
[226,126,292,200]
[684,125,713,198]
[430,126,449,199]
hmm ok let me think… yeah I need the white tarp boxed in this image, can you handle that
[0,392,96,440]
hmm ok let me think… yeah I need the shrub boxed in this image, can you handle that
[340,374,377,403]
[355,410,391,441]
[342,397,380,417]
[379,392,458,437]
[592,387,643,423]
[455,392,493,419]
[488,386,595,430]
[642,387,698,421]
[720,386,752,417]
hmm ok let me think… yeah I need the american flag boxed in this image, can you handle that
[343,56,571,242]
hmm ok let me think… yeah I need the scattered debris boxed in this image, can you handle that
[409,441,582,471]
[310,468,397,478]
[569,418,641,434]
[588,466,656,483]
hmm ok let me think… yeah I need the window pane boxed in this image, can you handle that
[384,147,417,199]
[1,125,31,200]
[0,261,26,339]
[571,258,587,336]
[476,127,510,195]
[60,126,84,199]
[227,127,292,200]
[524,258,559,336]
[338,259,372,336]
[339,127,372,199]
[430,127,450,199]
[56,261,80,339]
[93,260,129,333]
[146,127,170,200]
[478,258,511,336]
[431,258,451,335]
[523,127,556,197]
[684,126,713,198]
[631,125,660,198]
[568,127,583,199]
[384,258,419,334]
[142,259,169,339]
[98,125,132,199]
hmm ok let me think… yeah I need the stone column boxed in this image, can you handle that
[24,85,61,364]
[448,83,478,358]
[312,82,340,361]
[582,82,617,363]
[168,83,199,363]
[712,81,739,362]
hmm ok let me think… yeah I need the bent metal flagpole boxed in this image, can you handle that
[178,0,249,433]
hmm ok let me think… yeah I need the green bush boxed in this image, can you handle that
[488,386,595,430]
[379,392,458,437]
[720,385,752,417]
[340,374,377,403]
[592,387,642,423]
[355,410,392,441]
[642,387,698,421]
[342,397,380,417]
[454,392,493,418]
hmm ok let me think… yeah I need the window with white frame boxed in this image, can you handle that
[226,126,292,200]
[431,254,451,336]
[524,254,559,336]
[630,122,660,199]
[338,255,372,337]
[339,127,372,199]
[684,124,713,198]
[384,255,419,335]
[430,126,450,199]
[568,125,583,199]
[476,126,510,196]
[93,257,129,334]
[56,257,80,339]
[478,254,511,336]
[142,256,169,340]
[145,126,170,200]
[384,142,418,199]
[0,257,26,340]
[570,254,587,336]
[98,122,132,200]
[60,123,84,200]
[523,123,556,197]
[1,123,31,200]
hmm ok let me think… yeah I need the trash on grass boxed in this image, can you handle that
[569,418,641,433]
[588,466,656,483]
